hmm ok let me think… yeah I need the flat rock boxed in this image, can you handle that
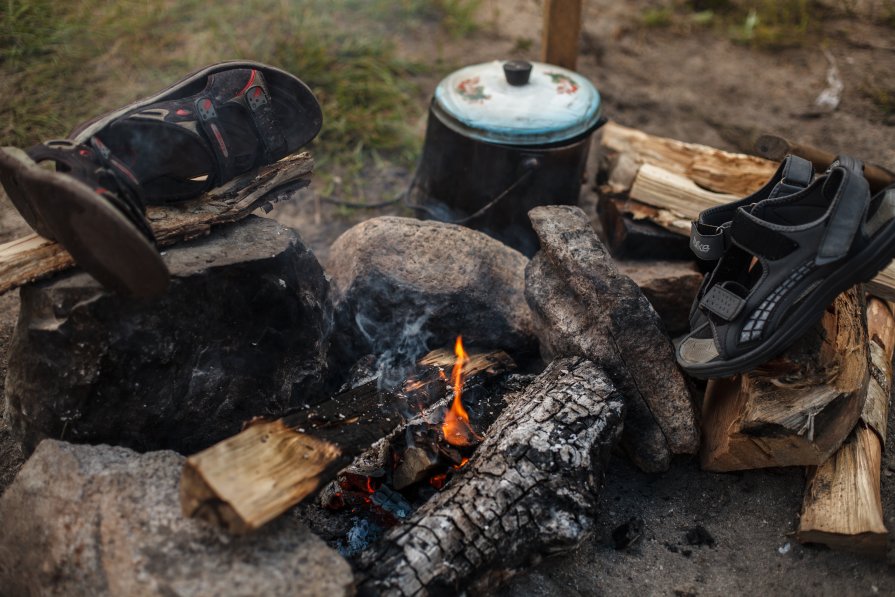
[5,216,332,455]
[616,260,703,336]
[327,217,536,379]
[0,440,353,596]
[525,206,699,471]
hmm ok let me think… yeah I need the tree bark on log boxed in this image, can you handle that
[0,152,313,295]
[354,357,625,596]
[797,298,894,555]
[181,349,513,533]
[599,121,777,196]
[701,287,870,471]
[524,205,699,472]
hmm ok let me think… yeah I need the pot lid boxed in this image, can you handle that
[433,60,602,145]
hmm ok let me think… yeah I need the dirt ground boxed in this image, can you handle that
[3,0,895,594]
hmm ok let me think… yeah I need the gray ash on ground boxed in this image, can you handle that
[684,525,716,548]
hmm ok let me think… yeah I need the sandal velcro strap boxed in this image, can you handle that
[816,167,871,265]
[700,284,746,321]
[730,209,799,261]
[194,96,235,185]
[690,221,729,260]
[243,72,287,160]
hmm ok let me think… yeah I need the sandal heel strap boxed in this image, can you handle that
[771,154,814,198]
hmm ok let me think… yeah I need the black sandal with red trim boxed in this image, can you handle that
[73,62,322,203]
[0,140,168,297]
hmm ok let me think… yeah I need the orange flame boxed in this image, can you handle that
[441,336,480,446]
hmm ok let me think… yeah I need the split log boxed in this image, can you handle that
[797,298,895,555]
[524,205,699,472]
[0,152,313,295]
[598,124,895,301]
[701,287,870,471]
[599,121,777,196]
[180,348,513,533]
[354,357,626,596]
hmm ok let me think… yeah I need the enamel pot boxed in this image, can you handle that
[411,59,604,256]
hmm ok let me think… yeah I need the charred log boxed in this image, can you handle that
[180,349,513,533]
[354,357,625,596]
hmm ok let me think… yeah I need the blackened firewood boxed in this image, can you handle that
[180,349,514,533]
[354,357,625,596]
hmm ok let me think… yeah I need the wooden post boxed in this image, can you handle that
[541,0,583,70]
[797,298,894,555]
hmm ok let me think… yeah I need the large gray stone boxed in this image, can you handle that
[327,217,536,379]
[525,206,700,473]
[0,440,354,596]
[5,216,332,455]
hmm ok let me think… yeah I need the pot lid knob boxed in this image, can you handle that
[503,60,532,86]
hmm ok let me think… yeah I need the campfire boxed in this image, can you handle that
[319,336,506,552]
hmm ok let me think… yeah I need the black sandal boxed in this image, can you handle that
[0,139,169,297]
[677,161,895,378]
[686,154,815,331]
[71,62,322,203]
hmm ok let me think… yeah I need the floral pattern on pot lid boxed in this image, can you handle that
[433,60,602,146]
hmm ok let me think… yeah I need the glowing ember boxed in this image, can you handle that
[429,473,448,489]
[441,336,481,446]
[452,457,470,470]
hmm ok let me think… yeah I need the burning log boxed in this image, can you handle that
[524,205,699,472]
[353,357,625,596]
[797,298,894,555]
[701,287,870,471]
[180,348,513,533]
[0,152,313,295]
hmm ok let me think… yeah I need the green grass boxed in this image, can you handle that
[636,0,854,49]
[0,0,482,199]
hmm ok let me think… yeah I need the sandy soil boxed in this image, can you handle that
[2,0,895,594]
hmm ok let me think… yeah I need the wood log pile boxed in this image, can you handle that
[598,121,894,557]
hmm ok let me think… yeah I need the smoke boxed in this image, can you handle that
[355,303,435,390]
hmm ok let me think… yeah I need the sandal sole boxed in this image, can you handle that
[680,220,895,379]
[70,60,322,149]
[0,147,170,298]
